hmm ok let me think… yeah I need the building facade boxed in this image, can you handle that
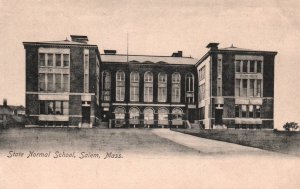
[99,51,198,128]
[23,35,277,129]
[23,35,101,128]
[196,43,277,129]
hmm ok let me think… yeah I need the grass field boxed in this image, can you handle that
[0,128,200,157]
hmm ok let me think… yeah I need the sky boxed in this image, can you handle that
[0,0,299,129]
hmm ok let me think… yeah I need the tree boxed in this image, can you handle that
[283,122,299,131]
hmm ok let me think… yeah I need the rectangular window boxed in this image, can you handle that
[235,79,240,96]
[39,73,46,91]
[172,86,180,102]
[55,101,62,115]
[39,53,45,66]
[47,74,54,91]
[249,79,255,97]
[47,54,53,67]
[55,54,61,67]
[256,106,261,118]
[242,79,247,97]
[158,87,167,102]
[130,86,139,102]
[249,60,255,72]
[217,59,222,77]
[242,105,247,118]
[235,60,241,72]
[243,60,248,73]
[63,54,69,67]
[47,101,54,114]
[63,74,69,92]
[84,54,89,93]
[116,87,125,101]
[249,105,254,118]
[235,105,240,117]
[63,101,69,115]
[55,74,62,92]
[144,86,153,102]
[256,80,261,97]
[257,61,262,73]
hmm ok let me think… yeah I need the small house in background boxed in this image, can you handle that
[0,99,26,127]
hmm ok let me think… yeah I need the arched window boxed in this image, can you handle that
[129,107,140,124]
[102,71,111,101]
[158,108,169,125]
[116,71,125,101]
[144,71,153,102]
[158,72,167,102]
[185,73,194,103]
[172,73,181,102]
[144,108,154,125]
[114,107,125,120]
[172,108,183,125]
[130,72,139,102]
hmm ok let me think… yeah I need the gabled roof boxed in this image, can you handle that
[100,54,197,65]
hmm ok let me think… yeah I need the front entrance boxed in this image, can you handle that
[82,106,91,125]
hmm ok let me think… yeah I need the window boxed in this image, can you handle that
[63,54,69,67]
[116,71,125,101]
[242,79,247,97]
[255,106,261,118]
[235,60,241,72]
[144,108,154,124]
[199,66,205,80]
[40,101,68,115]
[257,61,262,73]
[47,74,54,91]
[158,108,169,125]
[39,73,46,91]
[249,79,255,97]
[63,74,69,92]
[172,73,181,102]
[55,54,61,67]
[130,72,139,102]
[47,54,53,67]
[249,105,254,118]
[235,79,240,96]
[129,107,140,124]
[241,105,247,117]
[185,73,194,103]
[102,71,111,101]
[249,61,255,72]
[256,80,261,97]
[39,53,45,66]
[114,107,125,120]
[84,53,89,93]
[242,60,248,73]
[217,59,222,77]
[55,74,62,92]
[158,72,167,102]
[235,105,240,117]
[199,84,205,101]
[144,72,153,102]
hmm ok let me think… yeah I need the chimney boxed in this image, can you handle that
[171,51,183,57]
[104,50,117,55]
[70,35,88,44]
[3,98,7,107]
[206,43,219,51]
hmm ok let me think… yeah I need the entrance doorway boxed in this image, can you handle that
[82,106,90,124]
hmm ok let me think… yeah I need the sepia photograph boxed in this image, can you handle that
[0,0,300,188]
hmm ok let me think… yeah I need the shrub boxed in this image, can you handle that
[283,122,299,131]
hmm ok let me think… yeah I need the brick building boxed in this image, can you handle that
[196,43,277,129]
[23,35,277,129]
[23,35,101,128]
[100,51,198,128]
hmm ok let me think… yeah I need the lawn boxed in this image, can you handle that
[0,128,200,157]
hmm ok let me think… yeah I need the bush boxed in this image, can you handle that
[283,122,299,131]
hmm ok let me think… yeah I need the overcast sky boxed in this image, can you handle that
[0,0,299,128]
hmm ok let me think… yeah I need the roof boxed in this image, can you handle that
[100,54,198,65]
[218,46,277,54]
[23,39,97,47]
